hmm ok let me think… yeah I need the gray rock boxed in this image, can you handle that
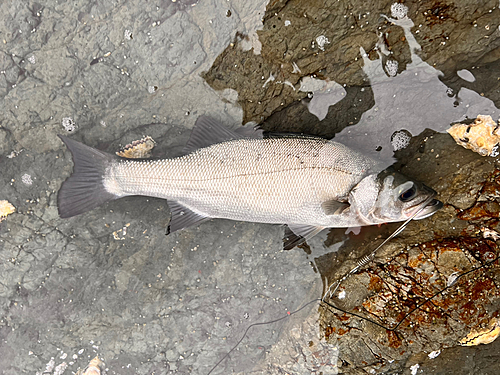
[1,0,500,374]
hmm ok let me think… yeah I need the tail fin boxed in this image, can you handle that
[58,135,119,218]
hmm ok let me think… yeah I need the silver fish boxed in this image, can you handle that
[58,116,442,249]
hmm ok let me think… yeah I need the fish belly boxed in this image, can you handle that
[108,138,373,226]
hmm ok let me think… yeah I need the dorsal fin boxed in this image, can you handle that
[183,116,242,154]
[182,116,262,154]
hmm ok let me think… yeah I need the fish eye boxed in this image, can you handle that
[399,185,416,202]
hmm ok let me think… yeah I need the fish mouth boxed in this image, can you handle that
[411,198,443,220]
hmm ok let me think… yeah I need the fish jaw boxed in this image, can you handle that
[399,181,443,220]
[390,181,443,223]
[407,198,443,220]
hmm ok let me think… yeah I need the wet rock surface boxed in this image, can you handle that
[204,0,500,127]
[318,132,500,374]
[1,1,500,375]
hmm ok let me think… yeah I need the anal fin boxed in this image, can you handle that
[167,201,210,234]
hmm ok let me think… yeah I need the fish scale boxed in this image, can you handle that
[107,137,376,226]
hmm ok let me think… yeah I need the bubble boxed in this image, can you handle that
[391,129,412,151]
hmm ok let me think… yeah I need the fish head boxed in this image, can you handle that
[349,169,443,225]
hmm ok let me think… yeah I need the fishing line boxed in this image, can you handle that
[206,298,321,375]
[206,296,394,375]
[390,253,500,331]
[207,248,500,374]
[208,197,435,374]
[207,195,495,373]
[322,251,500,333]
[323,195,435,301]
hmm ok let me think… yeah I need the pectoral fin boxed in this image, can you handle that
[321,200,349,215]
[283,224,324,250]
[167,201,210,234]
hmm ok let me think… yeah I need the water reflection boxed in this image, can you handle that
[331,13,499,166]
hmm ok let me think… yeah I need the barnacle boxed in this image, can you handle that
[481,227,500,241]
[447,115,500,157]
[391,129,412,151]
[391,2,408,19]
[459,317,500,346]
[112,223,131,240]
[0,200,15,222]
[76,356,103,375]
[116,136,156,158]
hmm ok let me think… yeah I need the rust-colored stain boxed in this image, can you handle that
[338,313,351,322]
[368,274,384,292]
[481,181,500,200]
[458,168,500,221]
[320,167,500,357]
[423,2,456,26]
[337,327,349,336]
[361,237,499,330]
[387,330,402,349]
[322,235,500,347]
[407,252,426,268]
[324,326,335,340]
[457,201,500,221]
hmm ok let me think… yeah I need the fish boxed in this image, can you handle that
[57,116,443,249]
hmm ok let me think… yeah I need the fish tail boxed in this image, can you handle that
[57,135,119,218]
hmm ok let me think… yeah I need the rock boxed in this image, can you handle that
[447,115,500,157]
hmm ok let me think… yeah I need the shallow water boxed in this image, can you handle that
[1,1,500,374]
